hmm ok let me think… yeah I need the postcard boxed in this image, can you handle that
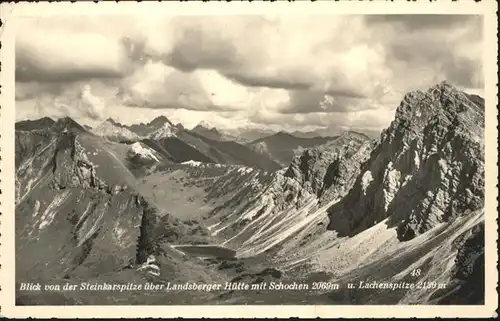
[0,1,497,318]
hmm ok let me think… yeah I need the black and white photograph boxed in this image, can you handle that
[1,2,498,317]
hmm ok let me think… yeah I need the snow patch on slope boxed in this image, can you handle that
[128,142,160,162]
[182,160,204,167]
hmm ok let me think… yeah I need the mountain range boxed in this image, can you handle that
[15,82,485,305]
[16,113,351,171]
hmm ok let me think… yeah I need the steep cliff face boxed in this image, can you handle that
[15,127,215,288]
[51,133,109,191]
[284,132,374,206]
[435,222,484,304]
[327,82,484,241]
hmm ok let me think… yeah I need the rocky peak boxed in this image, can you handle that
[51,117,87,134]
[390,81,484,143]
[91,120,139,142]
[284,148,335,195]
[196,120,214,129]
[283,133,373,203]
[327,83,485,241]
[51,133,107,191]
[125,116,175,138]
[148,122,178,140]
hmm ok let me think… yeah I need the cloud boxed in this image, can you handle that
[364,15,483,90]
[142,16,391,99]
[16,31,127,83]
[80,84,106,119]
[119,61,212,110]
[15,17,141,83]
[163,23,240,73]
[15,14,484,134]
[119,61,258,112]
[248,106,396,135]
[275,90,384,114]
[364,14,481,32]
[15,82,65,100]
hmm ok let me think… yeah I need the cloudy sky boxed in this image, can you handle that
[15,14,483,136]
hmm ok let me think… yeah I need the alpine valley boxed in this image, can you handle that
[15,82,485,305]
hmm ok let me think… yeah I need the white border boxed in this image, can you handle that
[0,1,498,318]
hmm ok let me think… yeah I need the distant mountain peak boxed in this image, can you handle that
[148,121,178,140]
[92,119,139,142]
[270,131,299,140]
[105,117,123,127]
[191,122,228,142]
[148,116,173,128]
[196,120,214,129]
[39,116,55,123]
[15,117,56,131]
[193,124,221,134]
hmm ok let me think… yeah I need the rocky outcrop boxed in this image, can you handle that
[148,122,179,140]
[319,139,375,205]
[327,82,485,241]
[51,133,109,192]
[284,149,337,197]
[91,120,139,142]
[284,131,373,205]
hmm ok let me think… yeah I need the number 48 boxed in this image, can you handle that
[410,269,422,277]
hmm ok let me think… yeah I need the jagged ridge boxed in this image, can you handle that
[326,82,484,241]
